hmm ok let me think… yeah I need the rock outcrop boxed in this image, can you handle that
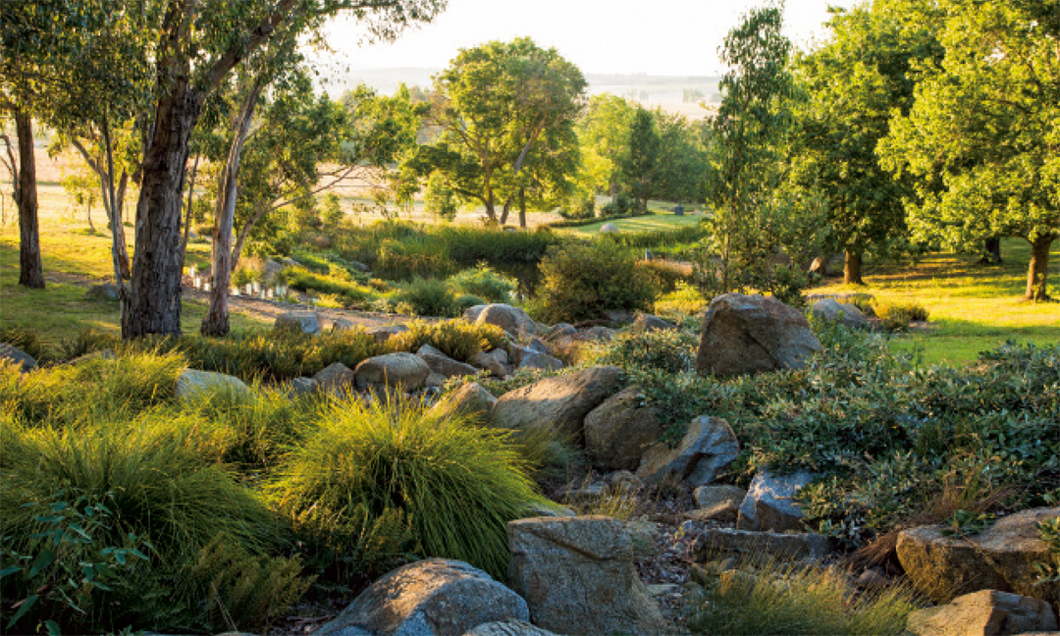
[314,559,530,636]
[353,352,430,392]
[274,310,322,336]
[696,293,822,377]
[507,516,668,636]
[175,369,250,402]
[636,416,739,487]
[737,470,815,532]
[906,589,1057,636]
[584,386,663,471]
[489,366,623,440]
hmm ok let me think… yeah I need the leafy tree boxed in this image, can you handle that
[412,38,586,224]
[880,0,1059,301]
[577,93,636,199]
[654,109,708,204]
[620,108,660,211]
[703,3,794,295]
[787,1,940,284]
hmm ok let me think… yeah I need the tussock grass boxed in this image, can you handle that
[266,396,545,579]
[686,561,920,636]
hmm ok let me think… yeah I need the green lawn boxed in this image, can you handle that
[564,210,703,235]
[812,239,1059,365]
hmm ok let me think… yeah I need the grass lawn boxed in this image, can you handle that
[0,183,268,355]
[564,210,703,235]
[812,239,1059,365]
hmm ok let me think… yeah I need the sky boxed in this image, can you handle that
[313,0,860,78]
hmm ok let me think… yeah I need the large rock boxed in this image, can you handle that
[810,298,870,330]
[417,344,479,378]
[906,589,1057,636]
[686,485,748,524]
[489,366,624,440]
[599,223,619,234]
[429,382,497,421]
[896,507,1060,603]
[636,416,739,487]
[0,343,37,373]
[313,362,356,393]
[354,352,430,392]
[313,559,530,636]
[507,516,668,636]
[572,326,616,342]
[470,348,511,377]
[692,528,833,564]
[86,282,121,301]
[696,293,822,377]
[631,313,678,333]
[274,310,322,335]
[473,304,537,337]
[175,369,250,402]
[366,324,409,343]
[584,386,664,471]
[516,352,563,372]
[737,470,815,532]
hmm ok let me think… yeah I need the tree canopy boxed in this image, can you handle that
[880,0,1059,300]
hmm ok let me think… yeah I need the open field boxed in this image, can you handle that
[813,242,1060,365]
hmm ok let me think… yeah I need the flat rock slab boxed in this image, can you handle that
[314,559,529,636]
[692,527,833,564]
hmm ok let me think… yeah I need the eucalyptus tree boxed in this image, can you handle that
[787,1,940,284]
[880,0,1059,301]
[123,0,446,338]
[413,38,586,224]
[704,3,793,295]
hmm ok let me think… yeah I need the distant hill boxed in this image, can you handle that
[325,68,721,119]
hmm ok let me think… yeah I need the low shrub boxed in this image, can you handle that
[278,267,376,307]
[654,281,710,318]
[636,259,694,293]
[685,561,918,636]
[390,278,459,318]
[595,328,697,375]
[874,301,930,331]
[266,397,545,579]
[447,265,516,304]
[531,241,658,323]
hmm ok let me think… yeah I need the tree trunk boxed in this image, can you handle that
[231,204,269,273]
[979,236,1002,265]
[844,250,864,285]
[101,116,130,325]
[124,83,202,338]
[202,83,261,337]
[14,111,45,289]
[518,187,526,229]
[181,152,200,271]
[1024,235,1054,302]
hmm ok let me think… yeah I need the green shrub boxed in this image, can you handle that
[448,265,516,304]
[559,196,595,220]
[685,561,918,636]
[374,237,457,281]
[531,241,658,323]
[873,301,929,332]
[595,328,697,375]
[390,278,459,318]
[636,259,694,293]
[455,293,487,313]
[266,398,545,579]
[278,266,375,307]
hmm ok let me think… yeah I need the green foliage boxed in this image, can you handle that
[447,265,516,304]
[190,536,313,632]
[277,266,375,307]
[374,236,459,281]
[595,328,697,375]
[879,0,1059,300]
[390,278,459,318]
[685,561,918,636]
[532,241,658,323]
[940,510,995,538]
[388,319,506,363]
[874,300,929,332]
[1033,507,1060,586]
[423,170,458,221]
[266,398,544,579]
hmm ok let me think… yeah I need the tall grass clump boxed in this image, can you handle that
[266,397,545,579]
[685,562,919,636]
[0,324,45,360]
[388,319,507,363]
[0,417,288,632]
[0,350,185,428]
[447,264,517,303]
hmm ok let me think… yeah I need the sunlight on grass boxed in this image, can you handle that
[567,211,702,235]
[813,239,1059,365]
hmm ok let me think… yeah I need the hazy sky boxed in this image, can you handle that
[316,0,860,77]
